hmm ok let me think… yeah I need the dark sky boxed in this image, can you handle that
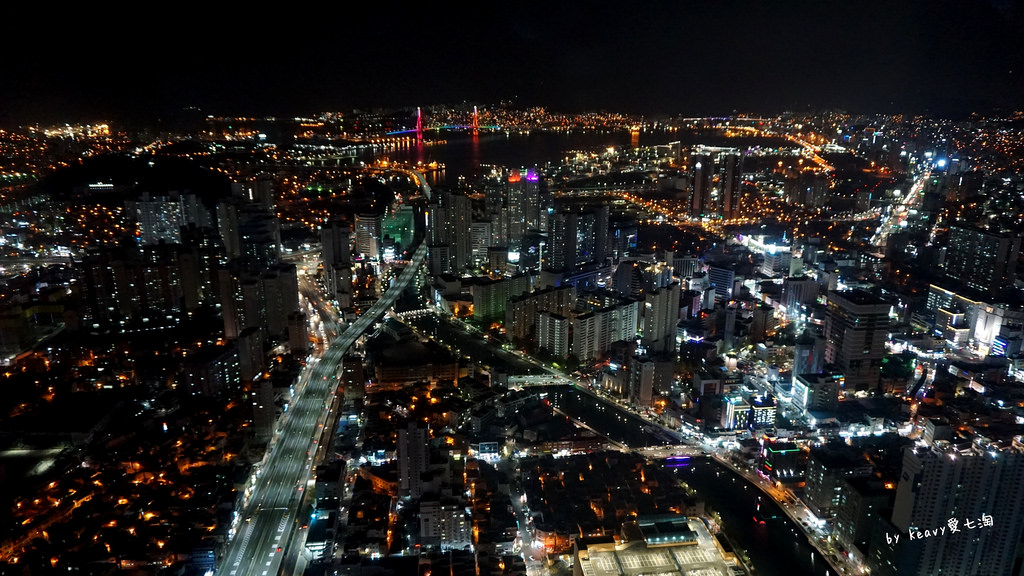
[4,1,1024,125]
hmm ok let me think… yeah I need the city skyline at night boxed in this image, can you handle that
[3,5,1024,576]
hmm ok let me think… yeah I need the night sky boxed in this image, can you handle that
[4,0,1024,125]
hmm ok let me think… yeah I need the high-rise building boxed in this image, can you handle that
[537,311,570,358]
[687,146,742,218]
[870,439,1024,576]
[793,372,842,414]
[690,153,713,216]
[641,282,680,354]
[428,191,472,271]
[505,285,576,342]
[571,298,639,362]
[287,310,308,355]
[321,220,353,308]
[354,213,382,260]
[803,445,873,518]
[824,290,890,391]
[134,192,184,245]
[706,266,735,302]
[944,225,1020,296]
[321,219,352,268]
[397,421,430,498]
[419,494,472,551]
[545,204,609,273]
[181,341,240,397]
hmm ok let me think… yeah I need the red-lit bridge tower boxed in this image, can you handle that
[472,105,479,136]
[415,107,423,142]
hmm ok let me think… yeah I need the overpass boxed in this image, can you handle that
[219,242,426,576]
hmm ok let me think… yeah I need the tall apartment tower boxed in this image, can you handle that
[824,290,890,391]
[871,440,1024,576]
[944,225,1021,296]
[641,282,681,354]
[721,151,742,219]
[321,219,353,306]
[428,191,472,272]
[397,420,430,498]
[690,154,713,217]
[545,204,609,273]
[688,147,742,219]
[507,169,541,245]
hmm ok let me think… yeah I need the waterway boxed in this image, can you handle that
[550,386,833,576]
[384,129,829,574]
[369,129,789,187]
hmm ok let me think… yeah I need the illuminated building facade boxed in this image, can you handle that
[944,225,1020,296]
[824,290,890,391]
[870,440,1024,576]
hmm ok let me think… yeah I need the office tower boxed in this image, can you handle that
[397,421,430,498]
[321,219,352,267]
[872,440,1024,576]
[761,248,793,278]
[629,355,656,407]
[944,225,1021,296]
[354,212,381,260]
[427,244,452,276]
[792,329,825,381]
[782,275,818,315]
[790,373,839,412]
[673,255,701,279]
[824,290,890,391]
[641,282,680,354]
[706,265,735,302]
[381,203,415,258]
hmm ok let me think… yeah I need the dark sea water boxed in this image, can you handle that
[368,128,778,186]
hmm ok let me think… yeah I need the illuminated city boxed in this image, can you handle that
[2,5,1024,576]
